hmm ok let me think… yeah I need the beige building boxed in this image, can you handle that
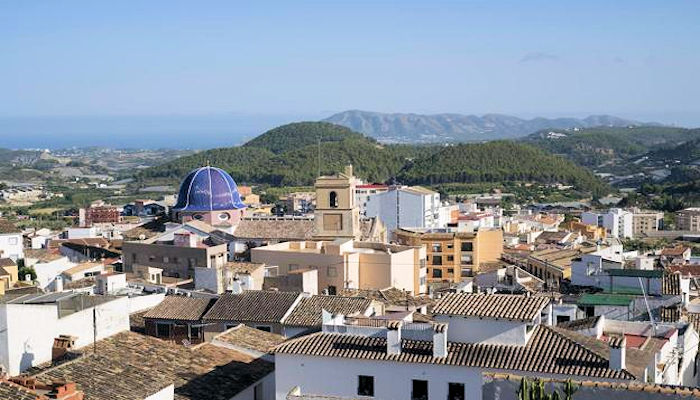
[251,239,427,295]
[123,229,227,279]
[313,165,361,240]
[394,228,503,283]
[632,209,664,236]
[676,208,700,231]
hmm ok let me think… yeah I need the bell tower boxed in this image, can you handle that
[313,165,360,240]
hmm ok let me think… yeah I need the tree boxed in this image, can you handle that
[18,265,37,282]
[517,377,576,400]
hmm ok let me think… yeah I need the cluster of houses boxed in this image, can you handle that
[0,164,699,399]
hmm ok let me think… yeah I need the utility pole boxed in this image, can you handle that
[93,307,97,354]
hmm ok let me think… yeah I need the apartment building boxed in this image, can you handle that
[582,208,634,239]
[365,185,449,232]
[676,208,700,231]
[251,239,427,295]
[632,209,664,236]
[355,184,388,215]
[122,223,228,278]
[394,228,503,282]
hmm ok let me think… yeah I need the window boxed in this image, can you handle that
[289,264,299,271]
[193,214,204,220]
[327,285,337,295]
[329,191,339,208]
[8,237,17,245]
[460,254,473,265]
[190,325,201,339]
[431,243,442,252]
[432,269,443,278]
[447,268,454,274]
[446,243,454,249]
[411,379,428,400]
[219,212,230,221]
[327,266,337,277]
[432,256,443,266]
[163,256,169,263]
[156,323,170,338]
[420,259,426,269]
[448,383,464,400]
[357,375,374,397]
[254,383,263,400]
[460,242,473,252]
[132,253,137,262]
[256,326,272,332]
[447,255,454,262]
[148,255,156,262]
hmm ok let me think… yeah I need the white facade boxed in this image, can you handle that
[582,209,633,239]
[365,186,443,232]
[25,256,74,290]
[66,226,99,239]
[0,295,130,375]
[354,185,388,215]
[277,353,482,400]
[0,232,23,261]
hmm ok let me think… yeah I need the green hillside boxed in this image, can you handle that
[243,121,369,154]
[522,126,700,167]
[397,141,608,196]
[136,122,608,194]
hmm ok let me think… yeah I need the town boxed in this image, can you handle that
[0,161,698,399]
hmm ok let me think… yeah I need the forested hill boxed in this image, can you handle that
[397,141,608,196]
[521,126,700,168]
[135,121,608,194]
[243,121,369,154]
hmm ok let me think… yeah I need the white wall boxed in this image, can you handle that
[0,296,130,375]
[432,315,530,345]
[128,293,165,313]
[31,258,74,290]
[275,353,482,400]
[0,233,23,261]
[144,384,175,400]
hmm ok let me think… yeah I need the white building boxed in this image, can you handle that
[354,184,388,215]
[582,209,634,239]
[0,220,23,261]
[0,292,130,375]
[23,249,74,291]
[276,293,641,400]
[365,186,444,232]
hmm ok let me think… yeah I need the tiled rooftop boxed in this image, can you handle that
[284,296,373,327]
[143,296,216,321]
[232,218,315,240]
[204,290,302,323]
[32,331,274,400]
[213,324,287,353]
[432,293,549,321]
[275,325,635,381]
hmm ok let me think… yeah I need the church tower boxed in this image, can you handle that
[313,165,360,240]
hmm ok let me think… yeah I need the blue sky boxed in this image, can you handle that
[1,1,699,137]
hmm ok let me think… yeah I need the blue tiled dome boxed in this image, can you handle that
[173,166,246,212]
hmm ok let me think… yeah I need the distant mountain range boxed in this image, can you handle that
[324,110,661,143]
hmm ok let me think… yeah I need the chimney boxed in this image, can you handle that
[52,335,76,362]
[386,321,402,355]
[46,380,84,400]
[432,323,448,358]
[54,275,63,292]
[609,336,626,371]
[174,232,197,248]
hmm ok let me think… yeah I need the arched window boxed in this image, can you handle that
[329,191,338,208]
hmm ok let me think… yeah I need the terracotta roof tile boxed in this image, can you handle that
[32,331,274,400]
[275,325,635,381]
[432,293,549,321]
[143,296,216,321]
[284,296,373,327]
[213,324,287,353]
[204,290,301,323]
[0,219,19,234]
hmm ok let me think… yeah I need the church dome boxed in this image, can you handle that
[173,166,246,212]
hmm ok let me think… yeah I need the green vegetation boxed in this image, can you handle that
[17,266,37,282]
[397,141,609,197]
[522,126,700,168]
[243,121,369,154]
[517,377,576,400]
[136,122,607,197]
